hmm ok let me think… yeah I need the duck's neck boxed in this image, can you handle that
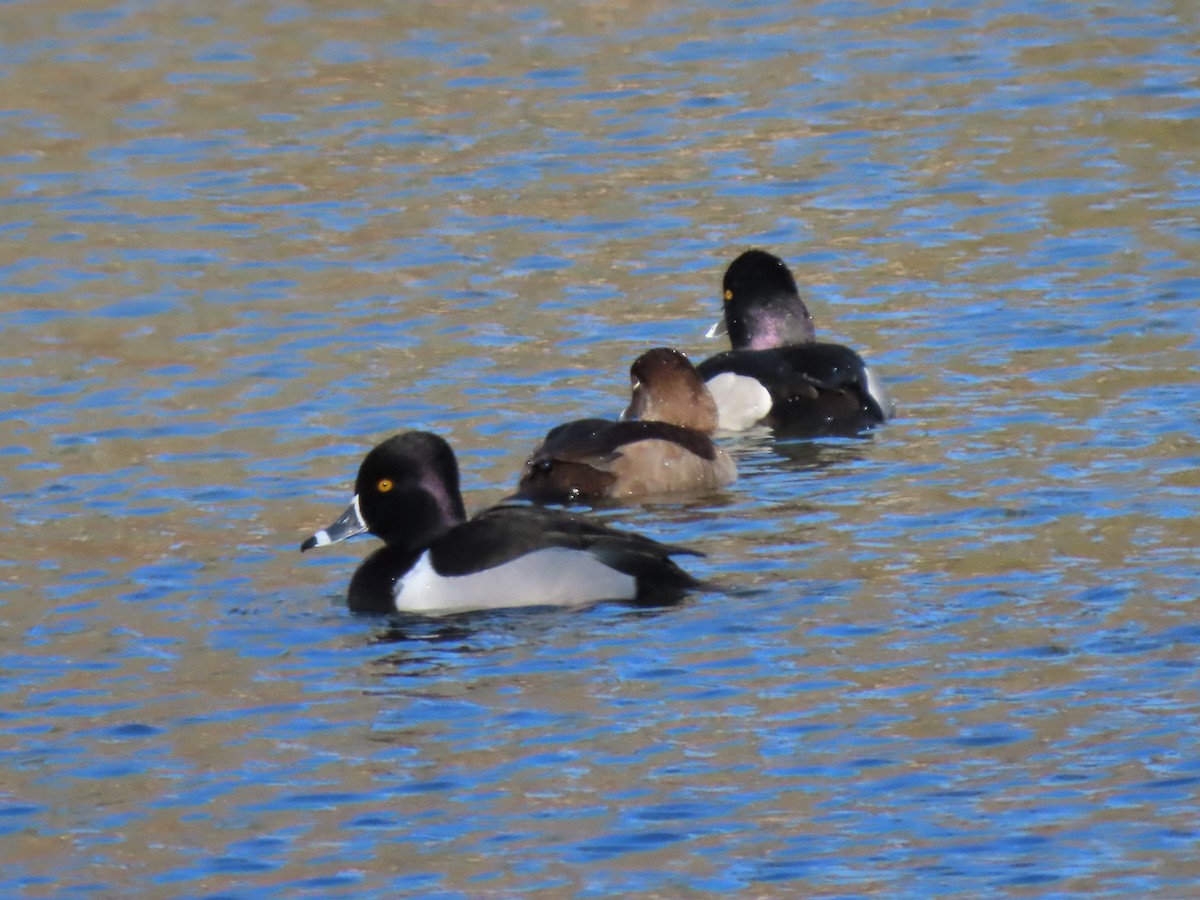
[348,544,422,614]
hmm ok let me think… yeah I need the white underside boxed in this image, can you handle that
[705,372,774,432]
[863,366,895,420]
[393,547,637,615]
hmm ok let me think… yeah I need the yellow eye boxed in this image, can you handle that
[724,289,733,301]
[377,478,393,493]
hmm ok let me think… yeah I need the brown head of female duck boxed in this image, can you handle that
[516,348,736,504]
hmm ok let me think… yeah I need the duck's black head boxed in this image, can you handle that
[302,431,468,555]
[355,432,467,546]
[719,249,815,351]
[625,347,719,434]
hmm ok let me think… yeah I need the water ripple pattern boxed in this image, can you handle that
[1,0,1198,896]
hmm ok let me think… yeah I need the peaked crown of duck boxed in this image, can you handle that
[624,347,719,434]
[354,432,467,551]
[721,249,816,350]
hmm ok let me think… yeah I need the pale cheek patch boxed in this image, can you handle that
[705,372,773,431]
[394,548,637,614]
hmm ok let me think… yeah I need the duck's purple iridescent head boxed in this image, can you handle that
[719,249,815,351]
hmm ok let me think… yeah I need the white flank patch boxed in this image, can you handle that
[705,372,773,432]
[863,366,895,420]
[393,547,637,615]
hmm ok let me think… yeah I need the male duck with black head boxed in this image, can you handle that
[301,431,702,615]
[697,249,895,434]
[515,347,736,504]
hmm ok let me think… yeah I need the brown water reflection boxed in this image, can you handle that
[2,0,1199,895]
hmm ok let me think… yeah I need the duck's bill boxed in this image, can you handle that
[300,495,367,552]
[618,382,640,421]
[704,318,728,339]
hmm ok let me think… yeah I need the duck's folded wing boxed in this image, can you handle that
[700,342,862,393]
[699,342,889,418]
[428,504,702,582]
[532,419,717,466]
[528,418,625,470]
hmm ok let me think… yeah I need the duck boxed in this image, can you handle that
[514,347,736,504]
[696,249,894,433]
[301,431,703,615]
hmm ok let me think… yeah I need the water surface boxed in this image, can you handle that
[2,0,1199,896]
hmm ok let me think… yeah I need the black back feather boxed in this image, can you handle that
[698,342,887,434]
